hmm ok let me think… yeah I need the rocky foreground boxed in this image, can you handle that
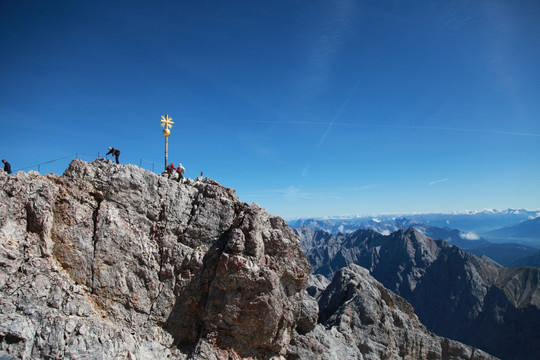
[0,159,497,359]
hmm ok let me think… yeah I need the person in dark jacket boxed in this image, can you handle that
[2,159,11,174]
[106,147,121,164]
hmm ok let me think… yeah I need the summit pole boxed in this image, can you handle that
[164,136,168,170]
[160,114,174,171]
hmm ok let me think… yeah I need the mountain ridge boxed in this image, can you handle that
[297,226,540,360]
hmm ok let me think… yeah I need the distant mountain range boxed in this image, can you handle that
[468,243,540,268]
[291,210,540,359]
[484,216,540,245]
[298,219,540,267]
[289,208,539,232]
[289,208,540,249]
[296,227,540,360]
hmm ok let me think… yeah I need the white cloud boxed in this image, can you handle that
[304,0,358,95]
[240,182,375,204]
[282,185,302,198]
[460,232,480,240]
[428,178,449,186]
[242,185,352,201]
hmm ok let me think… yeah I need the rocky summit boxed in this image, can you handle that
[1,159,496,359]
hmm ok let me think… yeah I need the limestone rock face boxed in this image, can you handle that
[287,264,498,360]
[0,159,310,359]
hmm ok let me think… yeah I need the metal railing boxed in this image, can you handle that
[14,153,156,174]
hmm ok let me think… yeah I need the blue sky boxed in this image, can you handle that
[1,0,539,219]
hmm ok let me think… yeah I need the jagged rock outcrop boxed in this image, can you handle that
[287,264,497,360]
[0,159,311,359]
[298,227,540,360]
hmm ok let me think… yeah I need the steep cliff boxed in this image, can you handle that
[0,159,497,359]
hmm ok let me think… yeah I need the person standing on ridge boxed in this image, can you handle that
[176,163,185,183]
[2,159,12,174]
[166,162,176,179]
[106,147,121,164]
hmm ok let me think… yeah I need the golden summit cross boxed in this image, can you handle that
[160,114,174,130]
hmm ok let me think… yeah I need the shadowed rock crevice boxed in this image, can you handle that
[25,203,41,234]
[164,229,230,348]
[90,194,103,294]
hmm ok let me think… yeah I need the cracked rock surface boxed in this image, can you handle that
[0,159,310,359]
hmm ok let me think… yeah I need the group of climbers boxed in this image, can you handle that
[3,147,188,182]
[106,146,187,182]
[106,146,186,182]
[165,162,186,182]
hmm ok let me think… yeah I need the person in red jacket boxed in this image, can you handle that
[166,163,176,178]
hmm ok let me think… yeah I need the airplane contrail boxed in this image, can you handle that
[385,124,540,137]
[241,120,540,138]
[317,80,361,149]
